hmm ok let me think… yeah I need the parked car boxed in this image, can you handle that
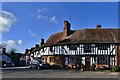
[29,60,50,69]
[3,62,14,67]
[95,66,110,70]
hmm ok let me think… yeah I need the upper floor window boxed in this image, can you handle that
[95,44,110,50]
[50,46,53,52]
[84,44,91,53]
[42,48,44,52]
[68,45,78,50]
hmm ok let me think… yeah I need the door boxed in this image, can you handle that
[85,58,90,70]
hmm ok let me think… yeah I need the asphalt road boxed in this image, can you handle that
[1,66,119,78]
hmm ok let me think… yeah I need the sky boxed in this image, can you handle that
[2,0,120,2]
[1,2,118,53]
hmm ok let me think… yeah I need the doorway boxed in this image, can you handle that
[85,58,90,70]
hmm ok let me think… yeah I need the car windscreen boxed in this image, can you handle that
[30,60,43,64]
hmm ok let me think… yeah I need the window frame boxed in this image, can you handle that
[84,44,91,53]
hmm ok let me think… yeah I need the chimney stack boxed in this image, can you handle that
[25,49,29,54]
[40,38,44,46]
[63,20,71,37]
[96,24,101,29]
[35,44,39,48]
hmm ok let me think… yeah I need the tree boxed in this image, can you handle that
[8,48,20,66]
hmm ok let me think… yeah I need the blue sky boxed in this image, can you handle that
[1,2,118,53]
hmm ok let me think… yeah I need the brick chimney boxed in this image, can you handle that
[96,24,101,29]
[25,49,29,54]
[63,20,71,37]
[40,38,44,46]
[35,44,39,48]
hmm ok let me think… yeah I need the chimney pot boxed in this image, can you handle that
[96,24,101,29]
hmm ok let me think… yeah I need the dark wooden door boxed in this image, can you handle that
[85,58,90,70]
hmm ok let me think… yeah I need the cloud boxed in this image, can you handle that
[0,10,16,33]
[7,40,17,47]
[0,40,23,49]
[49,16,58,24]
[18,40,23,45]
[28,29,37,37]
[37,15,48,20]
[37,8,48,13]
[36,8,59,24]
[7,40,23,47]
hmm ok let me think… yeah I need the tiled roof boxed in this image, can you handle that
[32,28,120,52]
[57,28,120,45]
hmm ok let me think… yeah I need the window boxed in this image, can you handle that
[42,48,44,52]
[97,56,108,64]
[95,44,110,50]
[68,45,77,50]
[51,58,55,62]
[50,46,53,52]
[50,57,55,62]
[84,44,91,53]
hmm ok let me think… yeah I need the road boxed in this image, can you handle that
[1,66,119,78]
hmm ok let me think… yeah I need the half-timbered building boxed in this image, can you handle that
[28,20,120,70]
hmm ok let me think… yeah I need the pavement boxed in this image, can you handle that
[1,66,29,70]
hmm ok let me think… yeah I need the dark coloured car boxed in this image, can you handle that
[29,60,50,69]
[3,62,14,67]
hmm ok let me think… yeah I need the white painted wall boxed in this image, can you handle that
[61,44,116,55]
[32,44,116,57]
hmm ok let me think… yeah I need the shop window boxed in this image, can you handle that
[97,56,108,64]
[50,57,55,62]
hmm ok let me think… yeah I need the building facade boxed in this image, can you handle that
[27,21,120,70]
